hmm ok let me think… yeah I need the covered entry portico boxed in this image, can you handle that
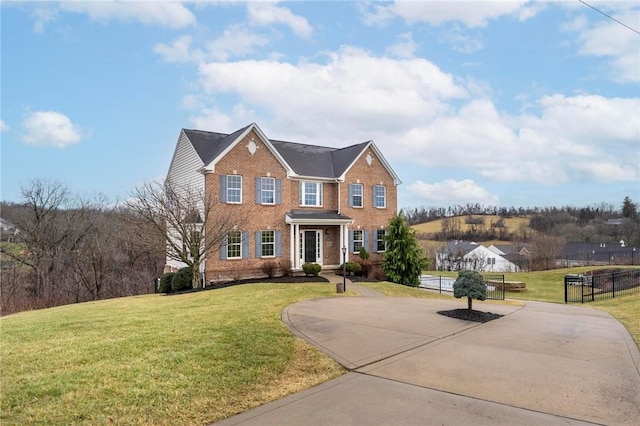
[285,210,353,271]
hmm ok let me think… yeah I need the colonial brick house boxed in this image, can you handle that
[165,122,401,284]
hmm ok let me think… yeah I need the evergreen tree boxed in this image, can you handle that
[382,212,426,287]
[453,270,486,310]
[622,196,637,219]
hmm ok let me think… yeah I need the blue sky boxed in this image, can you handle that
[1,1,639,211]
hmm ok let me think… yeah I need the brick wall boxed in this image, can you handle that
[202,130,398,283]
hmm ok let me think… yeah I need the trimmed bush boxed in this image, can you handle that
[302,263,321,276]
[171,267,193,292]
[337,261,362,276]
[159,272,175,293]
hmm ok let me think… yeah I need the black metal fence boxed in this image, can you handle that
[419,274,505,300]
[564,269,640,303]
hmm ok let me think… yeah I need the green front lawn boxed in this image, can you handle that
[1,284,345,425]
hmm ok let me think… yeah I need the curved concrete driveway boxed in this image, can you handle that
[216,283,640,426]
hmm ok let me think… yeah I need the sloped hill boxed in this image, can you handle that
[412,215,531,237]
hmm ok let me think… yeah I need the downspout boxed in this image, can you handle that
[337,179,341,215]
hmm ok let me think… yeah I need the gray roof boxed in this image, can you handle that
[441,240,481,256]
[183,125,372,179]
[183,125,250,165]
[286,210,352,221]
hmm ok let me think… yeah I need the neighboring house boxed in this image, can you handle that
[560,241,638,267]
[165,122,401,284]
[0,218,20,242]
[488,243,532,270]
[436,240,520,272]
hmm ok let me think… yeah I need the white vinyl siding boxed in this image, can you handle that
[166,131,205,193]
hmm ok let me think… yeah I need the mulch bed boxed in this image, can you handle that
[437,309,503,323]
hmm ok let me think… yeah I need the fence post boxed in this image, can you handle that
[612,273,616,299]
[564,276,568,303]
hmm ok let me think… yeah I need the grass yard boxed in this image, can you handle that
[0,283,346,425]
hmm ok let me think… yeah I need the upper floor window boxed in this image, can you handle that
[261,178,275,204]
[255,177,281,205]
[349,183,363,208]
[375,229,387,253]
[300,181,323,207]
[373,185,386,208]
[221,175,242,204]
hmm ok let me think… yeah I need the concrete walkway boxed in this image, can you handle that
[215,280,640,426]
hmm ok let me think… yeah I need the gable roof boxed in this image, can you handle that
[180,123,400,184]
[183,125,251,165]
[440,240,481,256]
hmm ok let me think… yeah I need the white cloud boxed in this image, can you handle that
[565,7,640,83]
[155,26,269,64]
[21,111,86,148]
[205,25,269,61]
[197,47,467,136]
[408,179,500,206]
[32,7,58,33]
[386,32,419,58]
[187,46,637,187]
[362,1,535,28]
[154,35,201,63]
[0,120,9,132]
[247,2,313,38]
[438,26,484,53]
[59,1,196,28]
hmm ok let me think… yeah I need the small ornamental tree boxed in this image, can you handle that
[382,212,425,287]
[453,270,486,310]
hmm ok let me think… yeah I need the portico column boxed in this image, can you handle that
[290,223,295,270]
[293,224,300,269]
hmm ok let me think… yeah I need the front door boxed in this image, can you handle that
[302,230,321,264]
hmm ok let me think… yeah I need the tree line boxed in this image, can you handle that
[406,197,640,247]
[0,180,165,316]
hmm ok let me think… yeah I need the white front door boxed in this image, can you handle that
[301,230,322,265]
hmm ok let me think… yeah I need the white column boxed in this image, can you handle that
[289,223,295,270]
[293,224,300,269]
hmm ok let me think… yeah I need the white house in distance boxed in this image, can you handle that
[436,240,520,272]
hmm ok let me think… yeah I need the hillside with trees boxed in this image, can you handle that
[407,197,640,271]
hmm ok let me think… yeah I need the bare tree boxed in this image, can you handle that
[0,180,91,300]
[125,180,247,289]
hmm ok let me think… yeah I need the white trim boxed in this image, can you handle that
[203,123,292,174]
[337,141,402,186]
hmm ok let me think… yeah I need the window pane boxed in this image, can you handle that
[303,182,317,206]
[261,178,275,204]
[352,184,363,207]
[353,230,363,252]
[376,230,386,252]
[374,185,386,208]
[227,175,242,203]
[227,231,242,258]
[261,230,275,257]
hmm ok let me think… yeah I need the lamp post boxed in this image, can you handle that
[342,246,347,292]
